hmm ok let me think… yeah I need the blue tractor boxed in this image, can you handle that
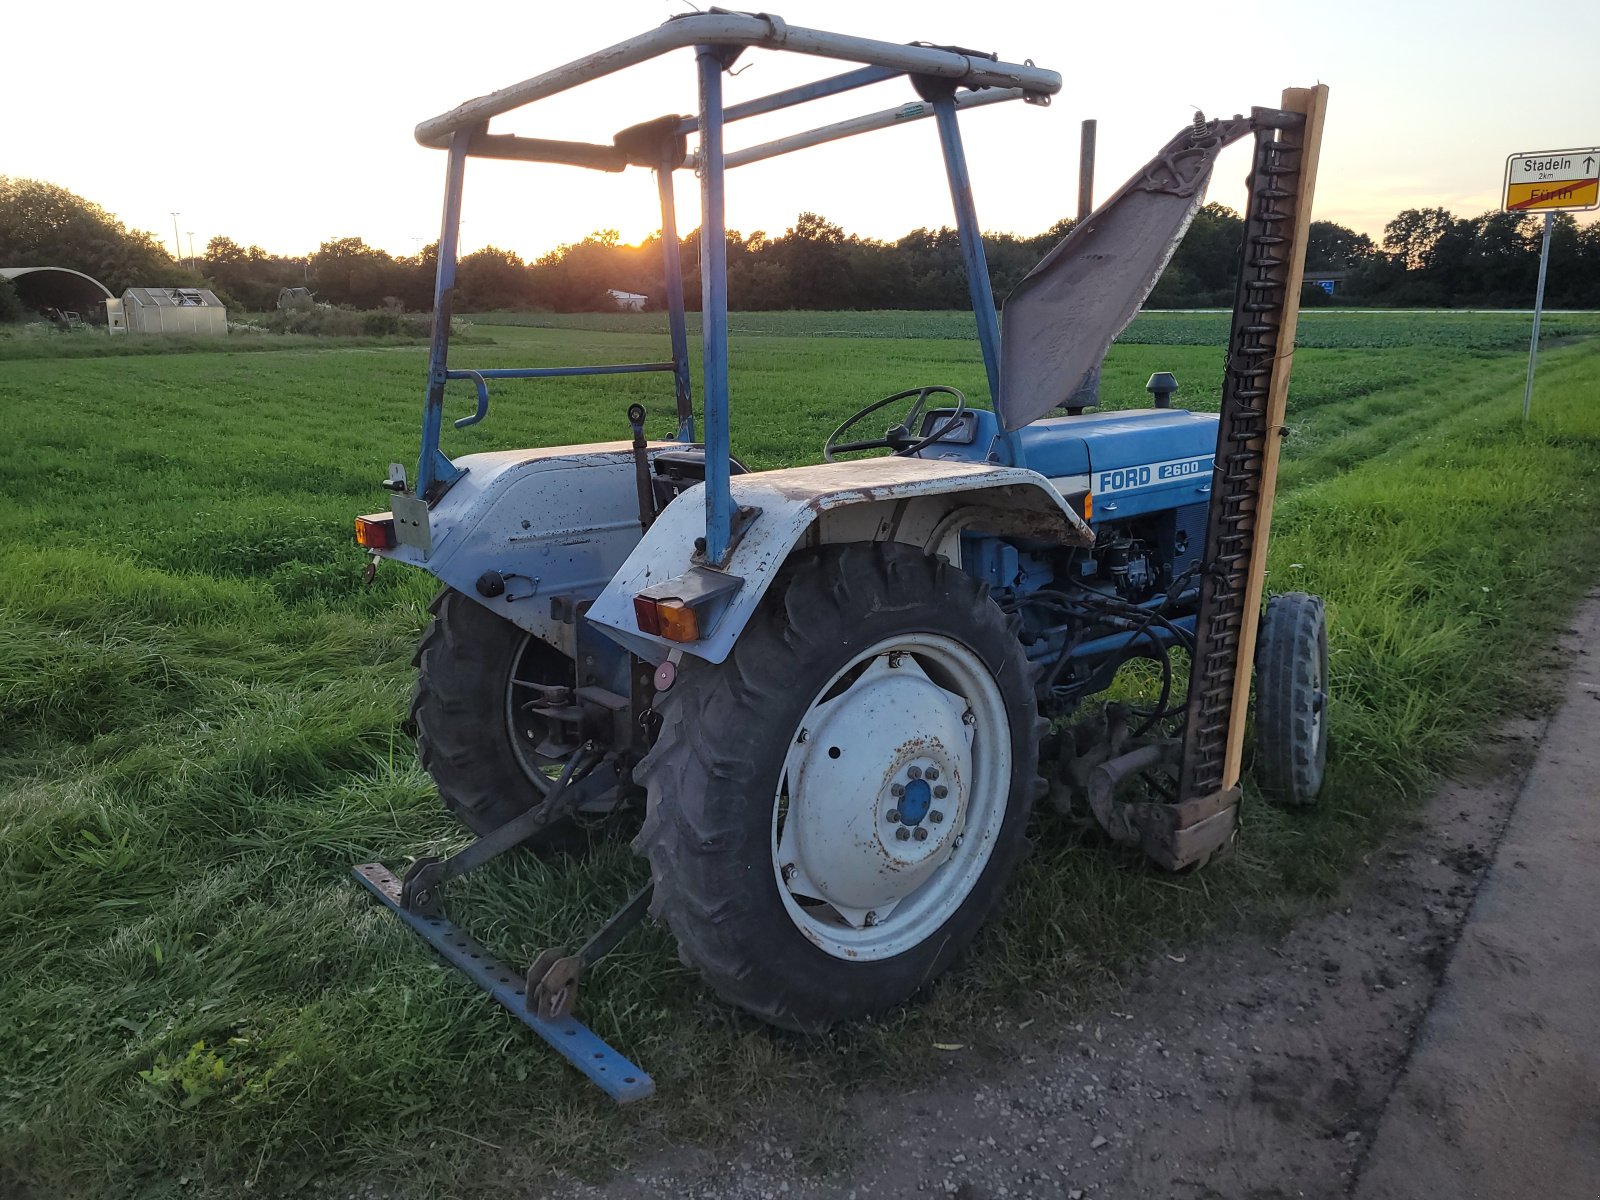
[353,13,1330,1100]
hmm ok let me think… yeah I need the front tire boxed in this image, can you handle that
[636,543,1043,1032]
[1254,591,1329,807]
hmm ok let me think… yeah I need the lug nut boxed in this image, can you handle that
[953,835,964,848]
[929,810,944,824]
[891,783,905,798]
[796,728,808,743]
[895,827,911,841]
[925,767,939,781]
[962,709,976,726]
[887,810,901,824]
[864,911,879,926]
[907,765,922,780]
[913,827,929,841]
[933,785,948,799]
[782,862,797,882]
[887,652,904,668]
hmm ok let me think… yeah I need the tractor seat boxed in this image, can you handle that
[652,446,749,508]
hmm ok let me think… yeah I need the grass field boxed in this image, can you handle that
[4,311,1600,1198]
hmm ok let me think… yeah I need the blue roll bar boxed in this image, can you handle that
[413,13,1058,548]
[932,94,1002,410]
[696,46,734,563]
[417,131,470,498]
[655,162,695,442]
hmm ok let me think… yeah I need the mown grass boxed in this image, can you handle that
[468,306,1600,351]
[2,316,1599,1198]
[0,331,444,362]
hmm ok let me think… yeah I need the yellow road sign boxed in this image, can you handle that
[1503,148,1600,213]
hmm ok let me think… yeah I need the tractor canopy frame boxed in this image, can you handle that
[410,10,1061,563]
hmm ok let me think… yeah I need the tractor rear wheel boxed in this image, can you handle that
[636,542,1043,1032]
[1254,591,1329,807]
[410,588,576,841]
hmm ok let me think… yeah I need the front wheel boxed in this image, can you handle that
[1254,591,1329,807]
[636,542,1043,1032]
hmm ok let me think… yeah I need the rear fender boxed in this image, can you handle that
[375,441,666,658]
[586,456,1092,664]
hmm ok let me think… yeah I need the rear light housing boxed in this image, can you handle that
[355,513,397,550]
[632,567,743,644]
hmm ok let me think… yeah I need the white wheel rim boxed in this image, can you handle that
[770,633,1011,961]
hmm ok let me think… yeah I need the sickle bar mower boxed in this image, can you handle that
[351,9,1329,1100]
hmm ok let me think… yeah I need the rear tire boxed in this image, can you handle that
[410,588,574,841]
[636,542,1043,1032]
[1254,591,1329,807]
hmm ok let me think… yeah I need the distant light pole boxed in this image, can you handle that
[170,212,182,263]
[186,231,196,271]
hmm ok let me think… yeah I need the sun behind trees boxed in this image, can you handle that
[3,177,1599,316]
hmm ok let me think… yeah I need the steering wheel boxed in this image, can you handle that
[823,385,969,462]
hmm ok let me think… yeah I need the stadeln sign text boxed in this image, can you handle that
[1502,147,1600,213]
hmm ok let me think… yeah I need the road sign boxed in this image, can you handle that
[1502,147,1600,213]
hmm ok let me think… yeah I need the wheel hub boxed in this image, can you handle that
[777,645,987,935]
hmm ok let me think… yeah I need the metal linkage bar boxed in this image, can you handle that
[415,14,1060,148]
[674,63,901,137]
[714,87,1021,171]
[399,750,601,914]
[451,363,675,380]
[1178,110,1307,801]
[351,864,654,1103]
[441,363,678,432]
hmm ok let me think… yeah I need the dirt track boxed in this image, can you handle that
[563,591,1599,1200]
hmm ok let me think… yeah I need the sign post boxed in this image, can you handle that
[1502,146,1600,418]
[1523,214,1554,420]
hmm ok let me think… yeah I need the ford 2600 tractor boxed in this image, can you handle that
[352,12,1331,1100]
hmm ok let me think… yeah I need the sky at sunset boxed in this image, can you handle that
[10,0,1598,263]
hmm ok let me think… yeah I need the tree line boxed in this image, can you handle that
[4,175,1599,318]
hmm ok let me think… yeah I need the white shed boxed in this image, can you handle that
[606,288,647,312]
[122,286,228,335]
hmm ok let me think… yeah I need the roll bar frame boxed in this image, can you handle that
[413,10,1060,564]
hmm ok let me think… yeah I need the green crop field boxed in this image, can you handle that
[4,311,1600,1199]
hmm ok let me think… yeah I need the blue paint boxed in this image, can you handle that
[673,64,900,137]
[899,777,932,824]
[351,864,654,1103]
[697,46,733,563]
[450,370,491,428]
[417,131,471,498]
[655,164,695,441]
[445,364,676,430]
[931,96,1002,409]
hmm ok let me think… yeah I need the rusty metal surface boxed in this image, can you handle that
[997,115,1253,431]
[586,457,1091,665]
[1051,709,1237,872]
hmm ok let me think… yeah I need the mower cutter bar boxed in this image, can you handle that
[351,863,654,1103]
